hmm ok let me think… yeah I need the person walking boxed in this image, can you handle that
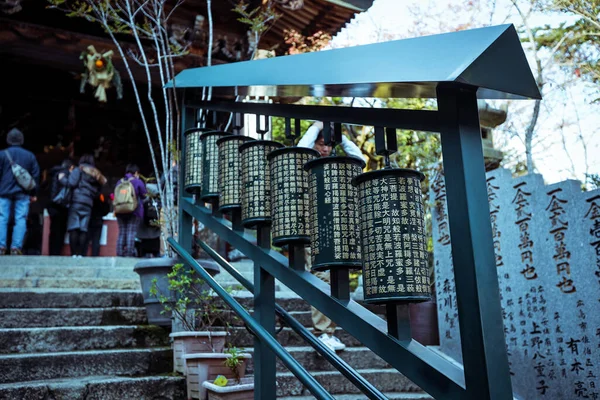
[47,159,74,255]
[61,154,106,257]
[298,121,363,352]
[114,164,147,257]
[0,128,40,255]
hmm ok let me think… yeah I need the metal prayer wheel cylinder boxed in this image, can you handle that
[183,128,210,194]
[239,140,284,228]
[217,135,255,213]
[304,156,365,271]
[352,168,430,304]
[268,147,320,246]
[200,131,231,202]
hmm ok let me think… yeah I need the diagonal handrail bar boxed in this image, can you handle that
[196,239,389,400]
[167,237,335,400]
[181,198,466,399]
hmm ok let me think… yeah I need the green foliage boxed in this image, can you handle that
[223,347,243,384]
[535,1,600,96]
[232,1,280,37]
[150,263,242,349]
[585,173,600,190]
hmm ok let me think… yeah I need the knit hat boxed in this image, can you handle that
[6,128,24,146]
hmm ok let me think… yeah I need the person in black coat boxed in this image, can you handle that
[47,159,74,255]
[60,154,106,257]
[0,128,40,255]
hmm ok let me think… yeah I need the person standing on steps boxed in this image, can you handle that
[47,159,74,255]
[61,154,106,258]
[114,164,147,257]
[297,121,363,352]
[0,128,40,256]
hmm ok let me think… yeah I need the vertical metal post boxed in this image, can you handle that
[254,226,276,400]
[288,244,306,272]
[179,104,196,254]
[386,304,411,341]
[231,209,243,232]
[436,84,512,400]
[330,268,350,301]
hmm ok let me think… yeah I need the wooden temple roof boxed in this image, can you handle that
[0,0,372,81]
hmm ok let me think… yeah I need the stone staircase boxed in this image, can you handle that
[0,257,184,400]
[0,256,432,399]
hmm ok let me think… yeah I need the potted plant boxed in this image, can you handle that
[151,263,229,373]
[201,347,254,400]
[191,347,252,400]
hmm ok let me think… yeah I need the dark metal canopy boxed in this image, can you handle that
[169,24,541,100]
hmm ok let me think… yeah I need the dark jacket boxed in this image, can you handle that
[48,165,70,205]
[0,146,40,197]
[61,164,107,208]
[90,193,110,227]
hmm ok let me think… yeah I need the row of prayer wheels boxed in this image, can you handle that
[184,127,430,304]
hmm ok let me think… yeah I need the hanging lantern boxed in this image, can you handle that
[268,147,320,246]
[352,169,430,304]
[200,131,231,202]
[240,140,284,228]
[184,128,210,194]
[217,135,255,212]
[304,156,365,271]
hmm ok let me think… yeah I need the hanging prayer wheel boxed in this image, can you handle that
[200,131,231,202]
[217,135,255,213]
[304,156,365,271]
[268,147,320,246]
[352,168,430,304]
[240,140,284,228]
[183,128,210,194]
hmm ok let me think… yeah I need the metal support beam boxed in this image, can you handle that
[289,244,306,272]
[437,83,512,400]
[181,199,466,399]
[188,100,441,133]
[386,304,411,341]
[254,226,276,400]
[330,268,350,301]
[179,105,196,255]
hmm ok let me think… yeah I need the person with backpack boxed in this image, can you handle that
[114,164,147,257]
[0,128,40,255]
[60,154,107,258]
[47,159,74,255]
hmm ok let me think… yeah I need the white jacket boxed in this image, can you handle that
[297,122,364,161]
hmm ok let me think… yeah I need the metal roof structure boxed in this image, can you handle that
[170,24,541,100]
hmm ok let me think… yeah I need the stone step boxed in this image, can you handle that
[0,289,144,308]
[275,368,421,397]
[244,346,388,372]
[233,327,363,348]
[4,256,139,268]
[0,375,185,400]
[0,325,169,354]
[0,348,172,384]
[0,277,140,290]
[279,394,433,400]
[0,307,148,328]
[0,266,138,280]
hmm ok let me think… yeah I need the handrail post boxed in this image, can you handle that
[386,304,411,341]
[254,226,276,400]
[179,104,196,255]
[330,268,350,301]
[288,244,306,272]
[437,83,512,400]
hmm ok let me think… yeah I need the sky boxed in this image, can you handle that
[329,0,599,186]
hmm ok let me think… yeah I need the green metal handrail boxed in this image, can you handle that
[167,237,335,400]
[196,239,389,400]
